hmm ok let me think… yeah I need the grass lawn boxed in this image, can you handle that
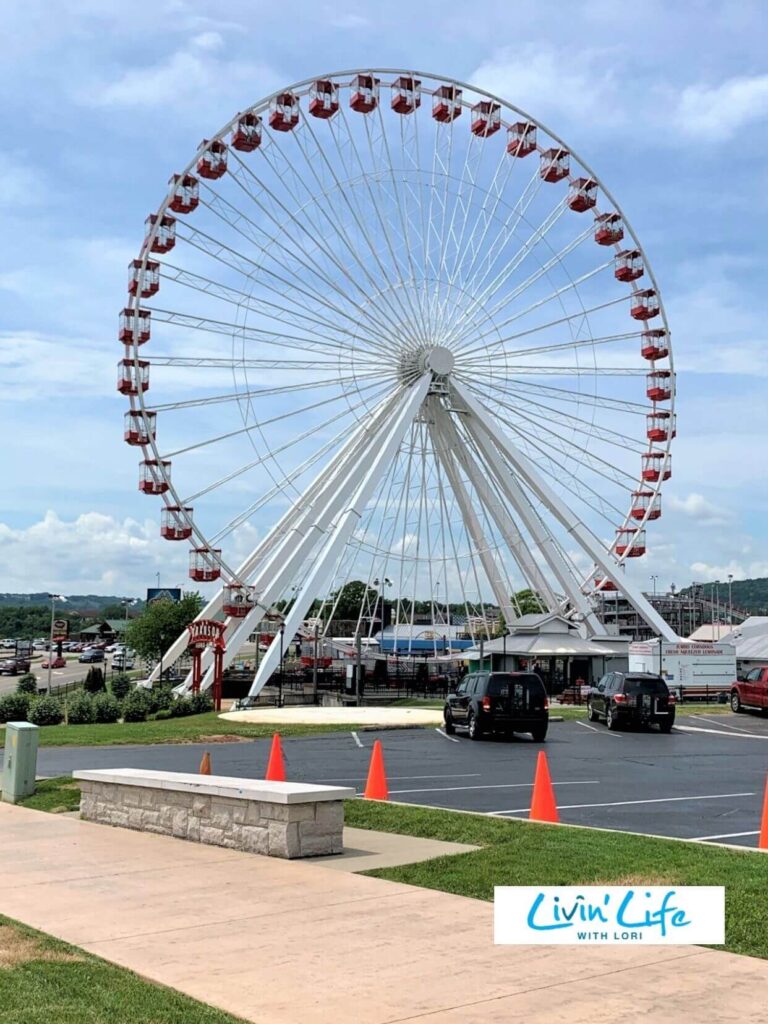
[551,703,731,720]
[0,914,246,1024]
[17,777,82,813]
[345,800,768,961]
[0,712,361,747]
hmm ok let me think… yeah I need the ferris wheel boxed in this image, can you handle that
[119,68,677,694]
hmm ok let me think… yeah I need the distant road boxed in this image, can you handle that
[0,655,106,696]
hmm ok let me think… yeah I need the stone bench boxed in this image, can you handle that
[73,769,355,859]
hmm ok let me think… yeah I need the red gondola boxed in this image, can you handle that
[594,577,619,592]
[128,259,159,298]
[161,506,193,541]
[222,584,258,618]
[117,358,149,396]
[189,547,222,582]
[641,329,669,361]
[432,84,462,122]
[594,212,623,245]
[119,308,151,345]
[139,459,170,494]
[391,76,421,114]
[168,173,199,214]
[540,147,570,182]
[631,491,661,521]
[309,79,339,119]
[614,249,644,282]
[350,74,379,113]
[144,214,176,254]
[642,452,672,482]
[646,409,676,442]
[615,527,646,557]
[567,177,597,212]
[231,112,262,152]
[197,139,228,179]
[507,121,536,157]
[269,92,299,132]
[647,369,672,401]
[124,410,156,446]
[631,288,660,321]
[470,100,501,137]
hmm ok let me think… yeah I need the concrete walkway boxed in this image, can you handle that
[0,803,765,1023]
[220,705,444,727]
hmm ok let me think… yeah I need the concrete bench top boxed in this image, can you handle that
[73,769,355,804]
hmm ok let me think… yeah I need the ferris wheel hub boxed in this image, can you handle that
[421,346,455,376]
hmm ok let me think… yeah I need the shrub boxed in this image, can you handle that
[170,696,194,718]
[67,692,96,725]
[93,692,121,724]
[0,692,31,723]
[189,692,213,715]
[16,674,39,695]
[121,688,150,723]
[27,695,64,726]
[83,667,106,694]
[110,674,131,700]
[154,708,172,721]
[146,686,174,715]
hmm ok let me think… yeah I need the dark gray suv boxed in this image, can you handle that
[588,671,675,732]
[444,671,549,741]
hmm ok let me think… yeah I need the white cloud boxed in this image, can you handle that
[674,73,768,138]
[689,560,768,583]
[667,493,732,526]
[0,154,47,209]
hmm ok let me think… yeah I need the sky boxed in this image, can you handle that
[1,0,767,599]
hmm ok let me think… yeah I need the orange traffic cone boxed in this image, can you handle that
[529,750,559,823]
[363,740,389,800]
[199,751,212,775]
[759,776,768,850]
[265,733,286,782]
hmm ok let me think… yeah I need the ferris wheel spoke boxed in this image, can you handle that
[460,329,644,368]
[472,373,650,415]
[150,355,345,371]
[476,365,647,377]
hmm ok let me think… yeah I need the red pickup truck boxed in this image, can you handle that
[731,667,768,714]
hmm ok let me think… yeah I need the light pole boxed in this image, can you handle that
[714,580,721,639]
[728,574,733,627]
[278,623,285,708]
[46,594,67,695]
[312,623,319,705]
[155,572,160,589]
[649,575,658,598]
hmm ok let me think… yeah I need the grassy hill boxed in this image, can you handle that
[679,578,768,615]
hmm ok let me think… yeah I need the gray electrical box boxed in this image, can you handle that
[2,721,39,803]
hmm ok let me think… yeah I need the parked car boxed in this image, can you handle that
[1,639,16,650]
[112,654,135,670]
[79,650,105,663]
[588,671,675,732]
[730,667,768,714]
[444,671,549,741]
[41,656,66,669]
[0,657,31,675]
[32,640,47,650]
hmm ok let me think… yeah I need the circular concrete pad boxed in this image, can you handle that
[220,706,443,727]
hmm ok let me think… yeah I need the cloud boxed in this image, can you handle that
[689,560,768,583]
[667,493,732,526]
[673,73,768,138]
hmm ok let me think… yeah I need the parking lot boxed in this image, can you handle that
[33,711,768,849]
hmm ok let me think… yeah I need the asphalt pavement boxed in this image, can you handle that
[29,712,768,848]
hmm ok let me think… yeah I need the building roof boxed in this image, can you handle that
[687,624,731,643]
[466,633,616,658]
[718,618,768,661]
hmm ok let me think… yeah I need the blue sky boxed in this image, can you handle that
[1,0,767,597]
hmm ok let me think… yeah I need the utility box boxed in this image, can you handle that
[2,721,39,803]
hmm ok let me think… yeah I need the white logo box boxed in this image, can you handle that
[494,886,724,945]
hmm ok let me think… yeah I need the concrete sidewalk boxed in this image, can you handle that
[0,803,765,1023]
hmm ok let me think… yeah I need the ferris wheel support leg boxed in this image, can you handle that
[430,402,558,612]
[190,386,415,693]
[428,418,517,626]
[169,386,406,691]
[459,401,603,635]
[245,375,431,699]
[453,381,678,642]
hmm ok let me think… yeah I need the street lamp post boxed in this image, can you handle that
[278,623,285,708]
[650,575,658,598]
[728,574,733,627]
[46,593,67,695]
[714,580,721,640]
[312,623,319,705]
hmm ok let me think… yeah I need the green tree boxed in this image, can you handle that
[513,589,548,616]
[329,580,379,620]
[125,593,203,663]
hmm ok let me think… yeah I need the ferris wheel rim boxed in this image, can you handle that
[123,65,675,599]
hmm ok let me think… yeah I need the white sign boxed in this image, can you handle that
[494,886,724,945]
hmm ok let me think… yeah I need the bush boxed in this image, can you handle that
[189,692,213,715]
[27,695,64,726]
[154,708,173,721]
[121,688,150,723]
[83,667,106,694]
[110,673,131,700]
[16,674,39,695]
[0,692,31,723]
[66,692,96,725]
[146,686,174,715]
[169,696,194,718]
[93,692,121,724]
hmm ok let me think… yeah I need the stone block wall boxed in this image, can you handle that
[78,780,344,859]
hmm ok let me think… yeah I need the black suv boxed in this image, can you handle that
[588,671,675,732]
[444,671,549,741]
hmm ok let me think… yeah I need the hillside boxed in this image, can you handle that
[0,593,142,611]
[679,578,768,615]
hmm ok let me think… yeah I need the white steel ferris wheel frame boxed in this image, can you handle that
[123,68,678,693]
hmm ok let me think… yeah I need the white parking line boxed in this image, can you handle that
[575,720,621,736]
[319,773,482,783]
[391,780,600,795]
[675,724,768,740]
[576,721,600,733]
[689,715,762,735]
[351,731,363,748]
[489,791,755,815]
[690,830,760,842]
[435,727,460,743]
